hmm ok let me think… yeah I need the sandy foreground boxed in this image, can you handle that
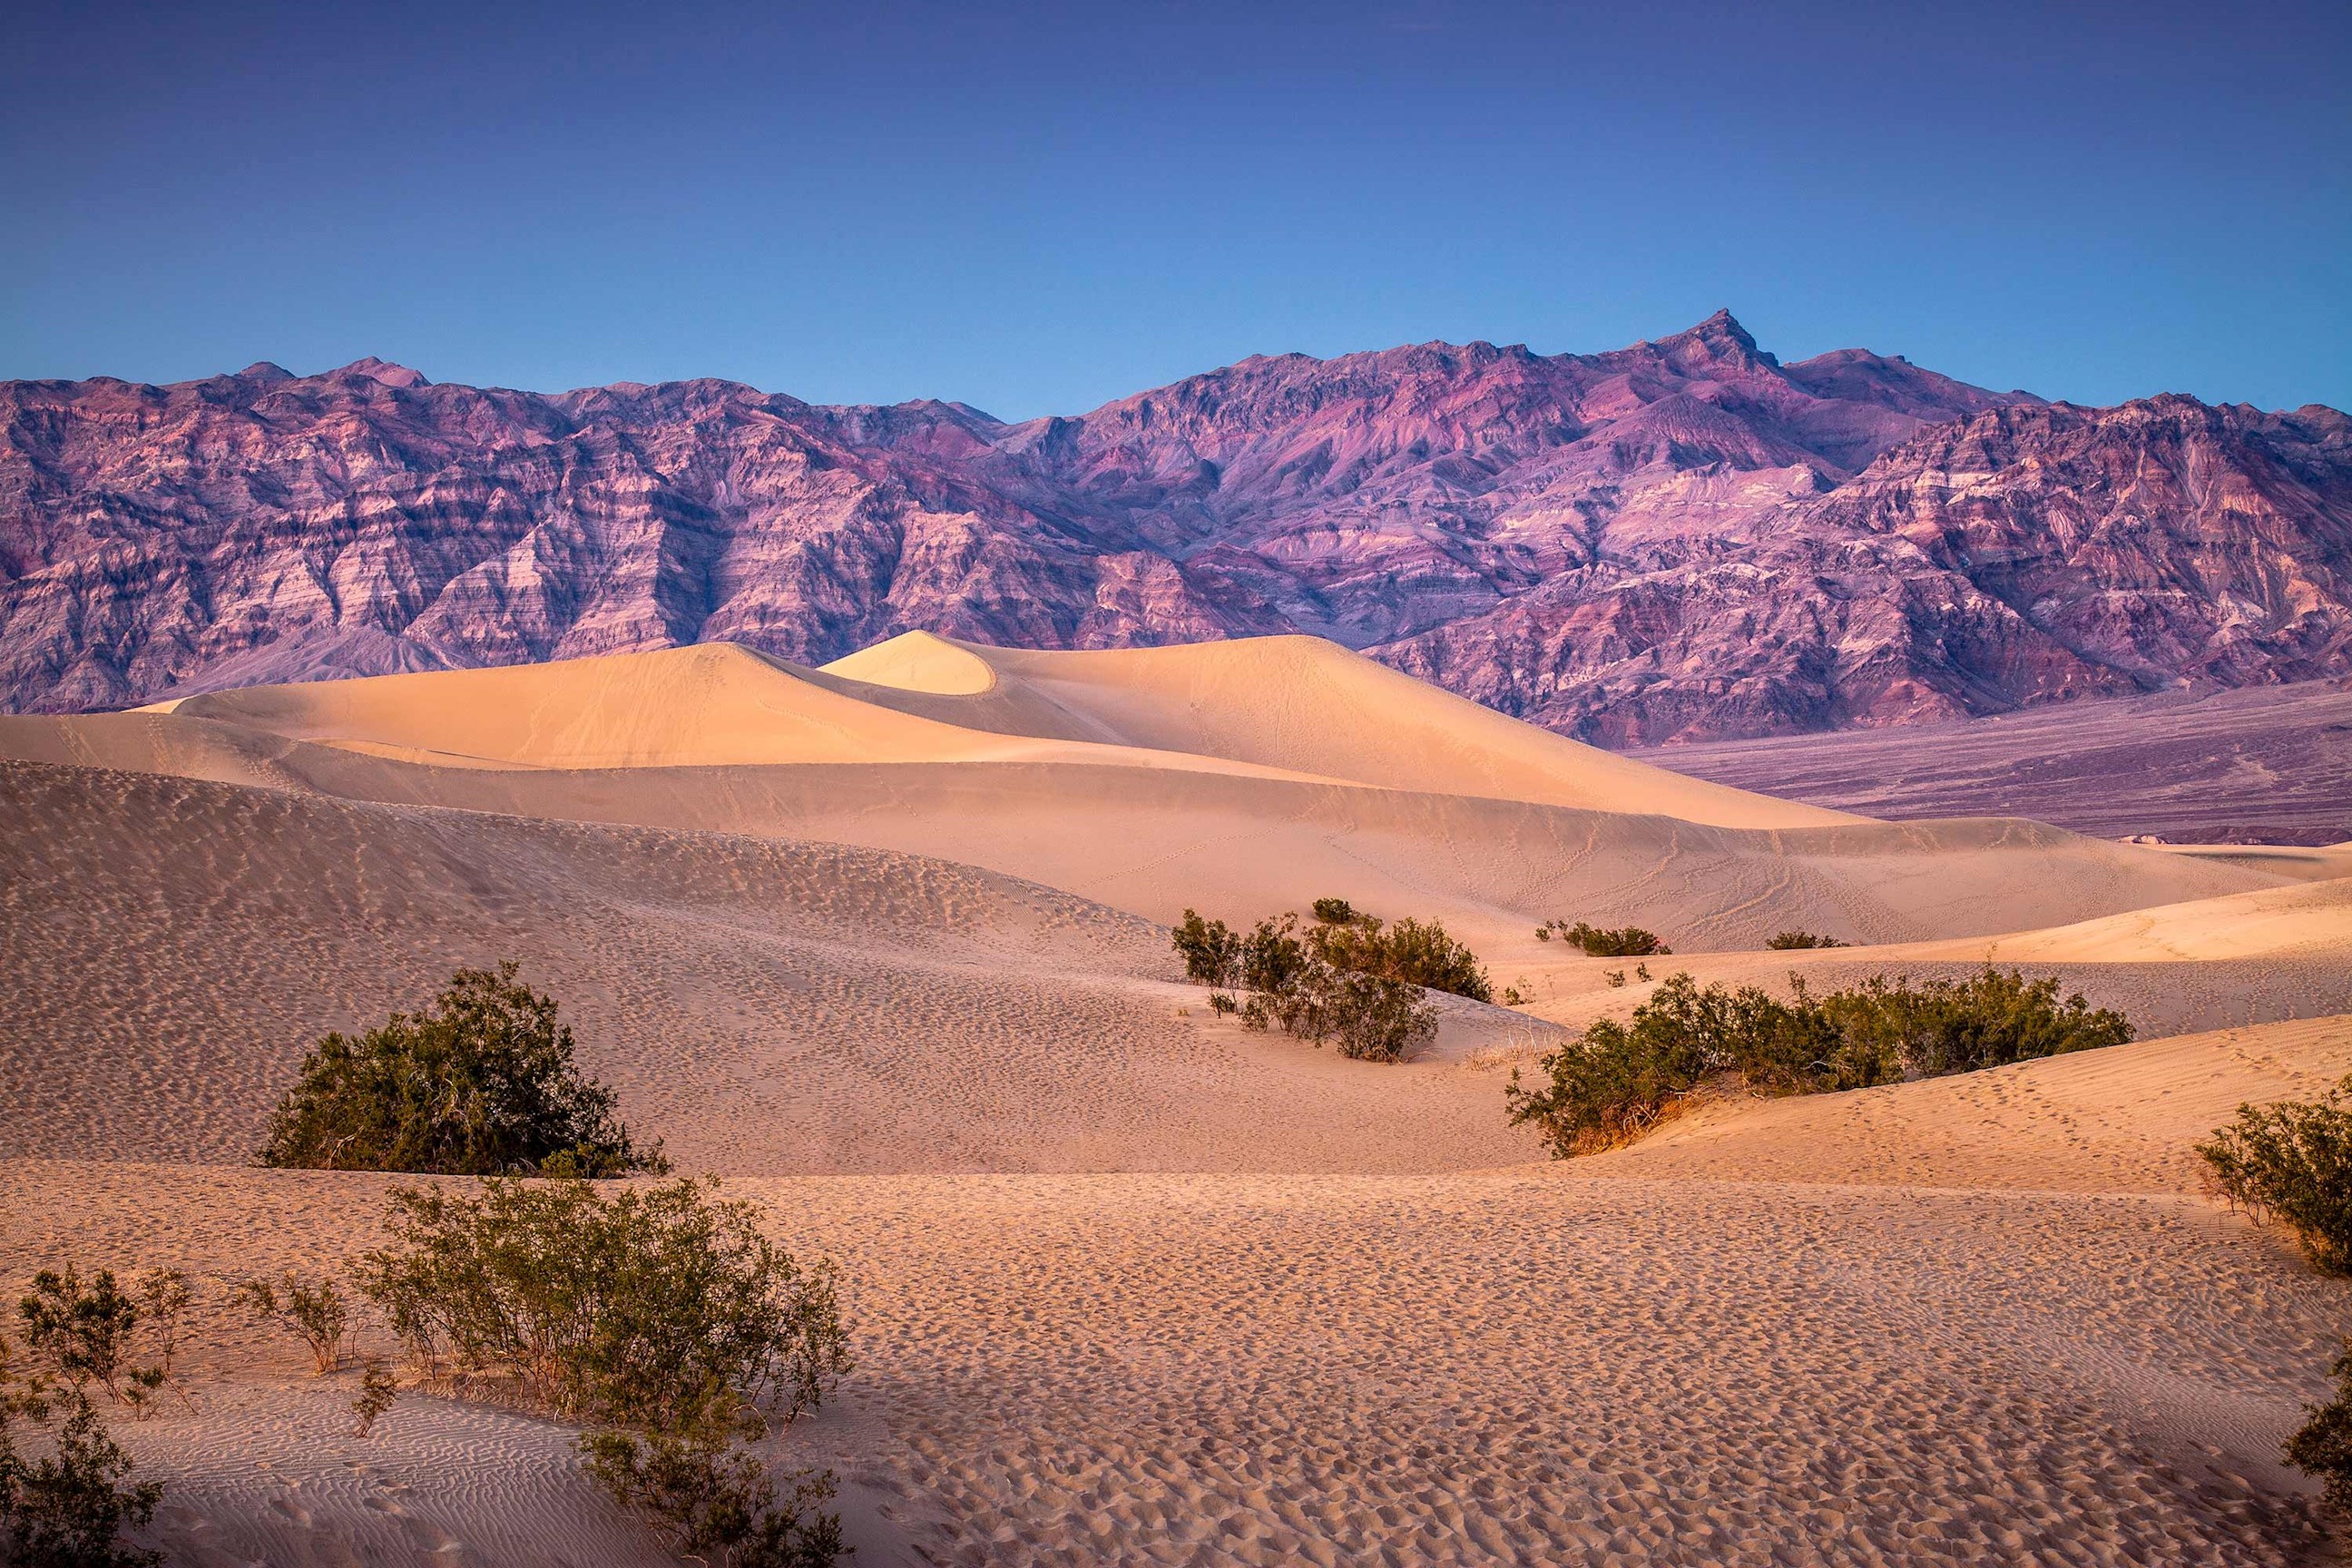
[5,633,2351,1565]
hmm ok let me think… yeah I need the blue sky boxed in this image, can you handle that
[5,0,2346,416]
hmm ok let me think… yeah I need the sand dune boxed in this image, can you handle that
[824,632,1850,827]
[0,760,1549,1172]
[1599,1013,2352,1192]
[0,642,2300,953]
[5,632,2348,1567]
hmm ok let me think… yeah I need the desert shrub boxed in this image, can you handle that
[15,1267,194,1419]
[232,1272,356,1375]
[1819,967,2132,1078]
[2198,1074,2352,1275]
[357,1177,848,1432]
[2287,1338,2352,1514]
[582,1408,843,1568]
[1240,962,1438,1063]
[1180,902,1481,1063]
[350,1362,399,1438]
[1765,930,1850,949]
[1542,921,1671,957]
[126,1273,190,1414]
[1510,967,2134,1158]
[1,1331,163,1568]
[1312,914,1492,1003]
[257,963,667,1178]
[1171,911,1241,986]
[1240,916,1310,996]
[356,1177,850,1564]
[16,1269,140,1410]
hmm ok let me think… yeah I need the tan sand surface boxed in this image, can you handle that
[1599,1014,2352,1191]
[3,1112,2344,1566]
[5,637,2350,1566]
[0,760,1549,1171]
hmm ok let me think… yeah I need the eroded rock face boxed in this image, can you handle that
[4,313,2346,740]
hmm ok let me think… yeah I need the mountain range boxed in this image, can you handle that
[5,310,2347,741]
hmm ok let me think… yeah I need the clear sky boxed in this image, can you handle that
[5,0,2346,417]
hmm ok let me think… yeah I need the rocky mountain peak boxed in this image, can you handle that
[330,357,430,388]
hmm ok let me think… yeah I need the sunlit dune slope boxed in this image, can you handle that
[1936,875,2352,963]
[0,636,2307,950]
[823,631,1849,827]
[1597,1012,2352,1193]
[139,641,1318,782]
[101,631,1845,827]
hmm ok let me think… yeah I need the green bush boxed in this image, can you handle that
[1540,921,1671,957]
[2198,1073,2352,1275]
[257,963,667,1177]
[15,1267,191,1415]
[1508,967,2134,1158]
[1819,968,2132,1079]
[1312,914,1492,1003]
[16,1269,141,1410]
[1765,930,1850,949]
[2286,1338,2352,1514]
[1242,964,1440,1063]
[582,1412,843,1568]
[232,1272,355,1375]
[1174,901,1487,1062]
[1171,910,1241,987]
[357,1177,847,1432]
[357,1177,851,1565]
[1240,916,1310,997]
[1,1328,163,1568]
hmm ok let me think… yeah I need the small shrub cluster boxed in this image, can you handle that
[233,1273,357,1375]
[357,1176,850,1565]
[0,1375,162,1568]
[1765,930,1850,949]
[1507,966,2134,1157]
[2199,1075,2352,1512]
[16,1267,192,1416]
[257,963,667,1178]
[1536,920,1671,957]
[2198,1073,2352,1275]
[4,1279,168,1568]
[1175,901,1490,1062]
[1179,903,1491,1003]
[2287,1339,2352,1514]
[583,1420,844,1568]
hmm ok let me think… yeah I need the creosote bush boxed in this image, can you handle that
[1537,920,1671,957]
[1175,900,1489,1062]
[2286,1338,2352,1514]
[351,1362,399,1438]
[15,1267,191,1416]
[2198,1073,2352,1276]
[258,963,667,1177]
[2,1322,163,1568]
[1508,966,2133,1157]
[233,1272,356,1375]
[356,1176,850,1564]
[583,1410,844,1568]
[1765,930,1850,949]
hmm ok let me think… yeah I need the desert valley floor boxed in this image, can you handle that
[4,632,2349,1566]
